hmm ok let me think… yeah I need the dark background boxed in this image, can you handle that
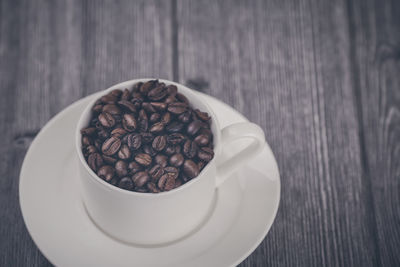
[1,0,400,266]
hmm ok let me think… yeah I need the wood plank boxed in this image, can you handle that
[176,0,379,266]
[0,0,172,265]
[347,0,400,265]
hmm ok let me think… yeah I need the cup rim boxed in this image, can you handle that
[75,78,221,198]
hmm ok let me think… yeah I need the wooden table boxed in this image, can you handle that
[1,0,399,266]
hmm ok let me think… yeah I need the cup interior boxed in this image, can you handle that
[75,78,221,196]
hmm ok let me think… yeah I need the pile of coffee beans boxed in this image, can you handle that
[81,80,214,193]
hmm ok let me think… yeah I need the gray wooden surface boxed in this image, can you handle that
[0,0,399,266]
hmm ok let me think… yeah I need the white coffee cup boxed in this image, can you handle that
[75,79,265,245]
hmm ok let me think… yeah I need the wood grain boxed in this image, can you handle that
[176,0,378,266]
[0,0,172,266]
[347,0,400,265]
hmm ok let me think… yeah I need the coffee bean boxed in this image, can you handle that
[169,153,184,167]
[183,160,199,178]
[149,164,164,180]
[141,132,154,143]
[126,133,142,150]
[81,127,96,136]
[187,120,202,136]
[131,96,143,109]
[150,102,167,111]
[143,144,157,157]
[122,113,137,131]
[128,161,141,174]
[165,95,177,104]
[149,113,161,123]
[148,85,167,101]
[115,160,128,177]
[98,112,115,128]
[165,121,184,133]
[132,171,150,187]
[118,100,137,113]
[139,80,156,95]
[174,145,182,154]
[149,122,165,133]
[194,134,210,146]
[102,136,121,156]
[198,161,205,171]
[176,93,189,104]
[164,145,176,155]
[100,94,117,104]
[164,176,175,191]
[161,112,171,124]
[164,166,179,179]
[166,84,177,96]
[142,102,156,113]
[147,182,160,193]
[157,174,168,189]
[132,82,142,93]
[155,154,168,167]
[168,102,187,114]
[84,145,97,156]
[82,136,92,146]
[152,135,167,151]
[88,153,103,171]
[111,89,123,97]
[118,144,131,160]
[111,128,127,138]
[135,153,152,166]
[118,177,134,190]
[183,140,198,158]
[97,128,109,139]
[103,104,121,115]
[138,109,149,132]
[120,89,131,100]
[194,109,211,121]
[92,104,103,113]
[198,147,214,162]
[178,111,192,123]
[103,154,117,164]
[97,165,115,182]
[166,133,185,145]
[174,179,182,188]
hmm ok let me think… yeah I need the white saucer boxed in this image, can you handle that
[19,92,280,267]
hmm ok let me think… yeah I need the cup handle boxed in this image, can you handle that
[216,122,265,187]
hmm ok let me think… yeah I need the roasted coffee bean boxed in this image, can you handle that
[131,96,143,109]
[135,153,152,166]
[183,160,199,178]
[198,147,214,162]
[102,154,117,164]
[103,104,121,115]
[187,120,202,136]
[152,135,167,151]
[88,153,103,171]
[92,104,103,113]
[118,177,134,190]
[176,93,189,104]
[169,153,184,167]
[85,145,97,156]
[121,89,131,101]
[165,121,184,133]
[110,89,122,97]
[164,176,175,191]
[198,161,205,171]
[98,112,115,128]
[149,164,164,180]
[149,122,165,133]
[157,174,168,189]
[132,171,150,187]
[81,127,97,136]
[132,82,142,93]
[97,165,115,182]
[168,102,187,114]
[164,145,176,155]
[143,144,157,157]
[118,100,136,113]
[149,113,161,123]
[142,102,156,113]
[167,133,185,145]
[100,94,117,104]
[178,111,192,123]
[136,188,148,193]
[147,182,160,193]
[139,80,156,95]
[97,128,109,139]
[183,140,198,159]
[181,173,190,183]
[194,134,210,146]
[102,136,121,156]
[148,85,167,101]
[82,136,92,146]
[174,179,183,188]
[111,128,127,138]
[155,154,168,167]
[128,161,141,174]
[126,133,142,150]
[161,112,171,124]
[94,139,102,150]
[166,84,177,96]
[138,109,149,132]
[118,144,131,160]
[174,145,182,154]
[194,109,211,121]
[141,132,154,143]
[122,113,137,131]
[115,160,128,177]
[150,102,167,111]
[165,95,177,104]
[164,166,179,179]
